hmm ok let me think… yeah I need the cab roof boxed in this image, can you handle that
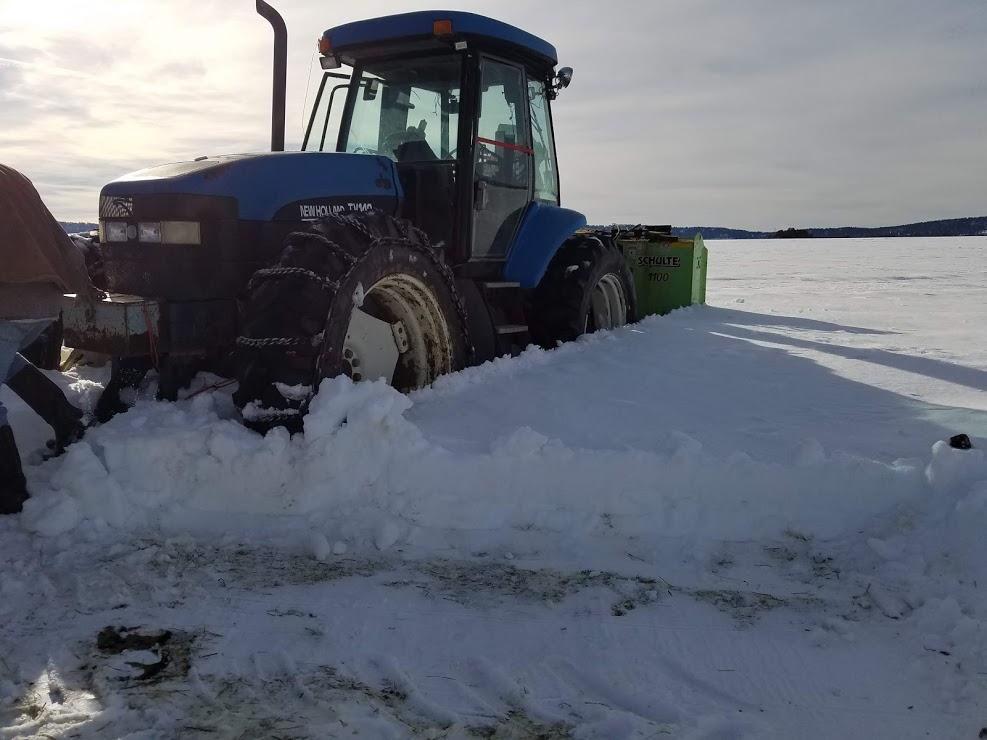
[323,10,558,68]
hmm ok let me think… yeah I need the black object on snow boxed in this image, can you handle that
[949,434,973,450]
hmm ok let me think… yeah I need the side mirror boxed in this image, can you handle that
[363,79,380,101]
[555,67,573,91]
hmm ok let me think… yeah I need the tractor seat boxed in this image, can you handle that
[395,140,438,162]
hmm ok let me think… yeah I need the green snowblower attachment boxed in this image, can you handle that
[616,227,708,317]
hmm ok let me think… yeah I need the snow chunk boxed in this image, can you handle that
[304,376,413,443]
[22,495,82,538]
[310,532,332,562]
[374,520,401,551]
[275,383,312,402]
[926,441,986,493]
[241,402,300,422]
[21,443,132,535]
[491,427,549,458]
[796,439,827,466]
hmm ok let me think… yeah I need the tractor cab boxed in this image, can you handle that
[303,11,577,279]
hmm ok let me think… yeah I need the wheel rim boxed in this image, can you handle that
[341,273,455,391]
[586,273,628,332]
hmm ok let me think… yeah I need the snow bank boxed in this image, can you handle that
[18,374,945,556]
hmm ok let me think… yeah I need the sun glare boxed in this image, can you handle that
[4,0,141,28]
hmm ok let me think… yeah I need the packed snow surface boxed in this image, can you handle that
[1,237,986,739]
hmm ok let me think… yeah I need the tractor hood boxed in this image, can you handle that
[100,151,402,222]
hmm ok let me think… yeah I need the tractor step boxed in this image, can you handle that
[482,281,522,289]
[465,279,531,359]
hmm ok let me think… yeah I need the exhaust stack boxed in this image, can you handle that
[256,0,287,152]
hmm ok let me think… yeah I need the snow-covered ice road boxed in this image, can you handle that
[1,237,985,738]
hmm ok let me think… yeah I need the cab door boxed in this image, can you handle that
[470,58,533,260]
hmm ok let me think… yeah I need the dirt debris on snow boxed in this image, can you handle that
[141,538,388,589]
[384,558,664,617]
[466,710,573,739]
[691,588,796,625]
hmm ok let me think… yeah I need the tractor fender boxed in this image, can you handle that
[502,203,587,289]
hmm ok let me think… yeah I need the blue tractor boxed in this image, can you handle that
[74,3,636,429]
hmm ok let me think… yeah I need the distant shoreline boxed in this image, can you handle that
[599,216,987,239]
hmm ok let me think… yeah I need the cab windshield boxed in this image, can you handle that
[342,56,462,162]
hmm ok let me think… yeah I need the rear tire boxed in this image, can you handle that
[527,235,636,347]
[233,212,471,432]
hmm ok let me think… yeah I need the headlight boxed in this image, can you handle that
[103,221,129,242]
[137,221,201,245]
[161,221,201,245]
[138,222,161,243]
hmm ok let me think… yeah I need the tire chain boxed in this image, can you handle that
[236,333,325,349]
[283,229,358,265]
[238,212,475,420]
[236,217,375,358]
[247,266,339,293]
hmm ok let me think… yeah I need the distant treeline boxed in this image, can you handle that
[60,222,97,234]
[667,216,987,240]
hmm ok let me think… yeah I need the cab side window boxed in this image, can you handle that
[475,62,530,189]
[527,77,559,204]
[472,60,532,258]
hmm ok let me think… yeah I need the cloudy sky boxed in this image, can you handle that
[1,0,984,229]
